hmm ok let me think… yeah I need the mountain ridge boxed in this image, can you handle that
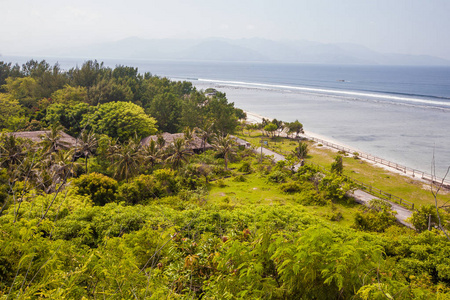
[37,37,450,66]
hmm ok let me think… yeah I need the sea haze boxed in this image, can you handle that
[3,56,450,176]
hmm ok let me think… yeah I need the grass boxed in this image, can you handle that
[207,162,362,228]
[237,130,450,208]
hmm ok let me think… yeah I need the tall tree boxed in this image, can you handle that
[147,92,181,133]
[39,125,70,156]
[111,139,143,182]
[76,130,98,173]
[165,138,193,170]
[213,134,236,170]
[83,101,157,143]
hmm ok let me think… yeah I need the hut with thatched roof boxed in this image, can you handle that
[8,131,78,148]
[141,132,213,153]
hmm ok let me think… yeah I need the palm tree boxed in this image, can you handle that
[165,138,193,170]
[195,122,214,152]
[39,124,70,156]
[50,149,78,185]
[0,134,30,171]
[141,139,160,170]
[213,134,236,170]
[156,133,166,150]
[112,139,143,182]
[76,130,98,173]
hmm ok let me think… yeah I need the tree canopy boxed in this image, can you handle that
[83,101,157,142]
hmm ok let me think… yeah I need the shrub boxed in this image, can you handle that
[238,161,251,173]
[353,209,397,232]
[298,189,327,206]
[233,175,246,182]
[74,172,118,206]
[280,181,302,193]
[153,169,179,197]
[331,155,343,174]
[409,204,448,232]
[117,174,157,205]
[267,170,287,183]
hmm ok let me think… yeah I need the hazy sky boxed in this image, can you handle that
[1,0,450,59]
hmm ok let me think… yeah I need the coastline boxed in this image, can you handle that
[243,110,449,187]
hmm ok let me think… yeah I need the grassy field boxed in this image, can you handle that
[208,161,362,228]
[236,129,450,208]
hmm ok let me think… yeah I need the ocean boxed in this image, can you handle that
[3,56,450,177]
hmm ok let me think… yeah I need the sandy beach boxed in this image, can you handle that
[243,109,450,187]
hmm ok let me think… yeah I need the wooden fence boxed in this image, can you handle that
[304,160,415,211]
[307,136,450,189]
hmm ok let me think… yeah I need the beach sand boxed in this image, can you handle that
[243,110,436,185]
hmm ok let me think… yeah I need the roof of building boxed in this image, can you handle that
[8,131,78,147]
[141,132,213,151]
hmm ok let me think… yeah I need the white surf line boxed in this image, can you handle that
[197,78,450,108]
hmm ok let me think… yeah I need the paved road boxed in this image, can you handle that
[352,190,414,229]
[256,146,414,228]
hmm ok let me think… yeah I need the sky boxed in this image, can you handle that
[1,0,450,60]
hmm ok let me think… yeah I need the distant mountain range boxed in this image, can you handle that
[42,37,450,66]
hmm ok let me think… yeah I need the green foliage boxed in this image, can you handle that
[2,76,40,109]
[238,160,252,173]
[267,170,287,183]
[1,60,449,298]
[319,174,355,202]
[331,155,344,174]
[293,141,308,159]
[50,84,87,104]
[147,92,181,133]
[153,168,179,197]
[280,181,303,193]
[0,93,24,130]
[74,172,118,206]
[409,204,447,232]
[264,122,278,137]
[44,102,93,135]
[117,174,157,204]
[83,101,157,142]
[205,94,239,135]
[287,119,304,137]
[353,201,398,232]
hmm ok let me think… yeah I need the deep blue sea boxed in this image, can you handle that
[3,56,450,176]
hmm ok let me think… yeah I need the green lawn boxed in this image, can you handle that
[237,130,450,208]
[208,163,362,228]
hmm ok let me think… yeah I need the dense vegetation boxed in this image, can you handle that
[1,60,450,299]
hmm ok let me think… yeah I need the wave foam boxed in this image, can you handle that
[197,78,450,108]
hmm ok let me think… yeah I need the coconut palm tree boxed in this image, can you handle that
[195,122,214,152]
[165,138,193,170]
[156,133,166,150]
[213,134,236,170]
[0,134,30,170]
[76,130,98,173]
[141,139,160,170]
[49,149,78,184]
[39,124,70,156]
[112,139,143,182]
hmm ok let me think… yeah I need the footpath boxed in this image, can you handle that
[255,146,414,228]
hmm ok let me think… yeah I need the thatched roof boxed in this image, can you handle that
[8,131,78,148]
[230,135,251,148]
[141,132,213,151]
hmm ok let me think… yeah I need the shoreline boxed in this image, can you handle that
[243,110,449,187]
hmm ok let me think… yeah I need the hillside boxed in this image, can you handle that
[1,60,450,299]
